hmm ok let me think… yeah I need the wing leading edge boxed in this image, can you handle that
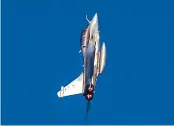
[57,73,84,98]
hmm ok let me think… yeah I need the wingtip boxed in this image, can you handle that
[57,90,63,98]
[57,91,61,98]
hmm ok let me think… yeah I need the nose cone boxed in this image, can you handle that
[91,13,98,26]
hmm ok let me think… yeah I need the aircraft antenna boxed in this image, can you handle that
[84,101,91,124]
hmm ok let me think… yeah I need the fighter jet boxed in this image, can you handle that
[57,13,106,102]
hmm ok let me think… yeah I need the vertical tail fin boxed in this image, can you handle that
[85,101,91,124]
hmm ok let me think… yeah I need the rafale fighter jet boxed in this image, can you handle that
[57,13,106,102]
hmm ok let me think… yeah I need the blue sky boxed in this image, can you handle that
[2,0,174,125]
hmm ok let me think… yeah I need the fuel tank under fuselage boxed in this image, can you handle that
[83,41,96,101]
[84,41,95,86]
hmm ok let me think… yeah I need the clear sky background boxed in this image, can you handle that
[2,0,174,125]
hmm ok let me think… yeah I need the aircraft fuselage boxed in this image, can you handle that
[80,13,101,101]
[57,13,106,101]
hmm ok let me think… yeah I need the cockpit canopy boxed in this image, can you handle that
[80,28,89,47]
